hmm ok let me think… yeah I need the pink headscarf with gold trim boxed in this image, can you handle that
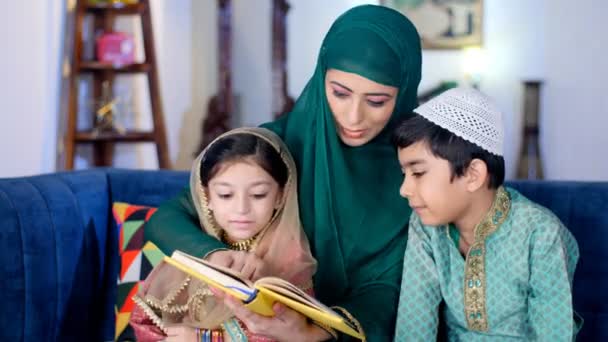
[130,127,316,338]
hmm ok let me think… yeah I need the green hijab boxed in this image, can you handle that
[262,5,421,304]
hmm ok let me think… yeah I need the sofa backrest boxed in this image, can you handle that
[107,168,189,207]
[0,169,605,341]
[508,180,608,341]
[105,172,608,340]
[0,170,115,341]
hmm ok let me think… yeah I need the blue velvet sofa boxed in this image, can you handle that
[0,168,606,341]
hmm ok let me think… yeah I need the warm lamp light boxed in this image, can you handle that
[462,46,486,89]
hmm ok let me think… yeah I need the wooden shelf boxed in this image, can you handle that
[62,0,170,169]
[79,62,150,73]
[75,130,156,142]
[85,2,145,15]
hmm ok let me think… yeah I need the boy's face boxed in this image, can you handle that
[397,141,470,226]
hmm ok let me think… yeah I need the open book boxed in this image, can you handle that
[163,250,364,340]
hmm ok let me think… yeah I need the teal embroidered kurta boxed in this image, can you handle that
[394,187,581,341]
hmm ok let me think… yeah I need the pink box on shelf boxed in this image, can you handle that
[96,32,135,66]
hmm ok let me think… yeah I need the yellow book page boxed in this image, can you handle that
[255,287,365,340]
[241,291,277,316]
[254,278,341,320]
[162,256,253,302]
[165,253,364,339]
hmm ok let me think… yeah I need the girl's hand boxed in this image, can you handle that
[218,292,332,342]
[205,250,236,267]
[206,250,272,281]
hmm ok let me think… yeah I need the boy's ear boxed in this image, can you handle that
[465,159,489,192]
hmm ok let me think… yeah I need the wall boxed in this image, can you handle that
[0,1,63,177]
[1,0,607,180]
[417,0,547,178]
[542,0,608,180]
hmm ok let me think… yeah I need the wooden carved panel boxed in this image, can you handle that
[198,0,233,153]
[272,0,294,118]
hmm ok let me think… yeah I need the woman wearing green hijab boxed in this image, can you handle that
[145,5,421,341]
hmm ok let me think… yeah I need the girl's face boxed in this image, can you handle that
[325,68,398,147]
[206,161,283,242]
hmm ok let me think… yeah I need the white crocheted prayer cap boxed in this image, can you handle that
[414,87,504,156]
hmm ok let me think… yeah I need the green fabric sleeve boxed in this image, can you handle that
[527,220,581,341]
[144,187,226,257]
[394,215,441,341]
[332,260,404,342]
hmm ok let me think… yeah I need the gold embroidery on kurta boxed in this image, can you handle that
[463,186,511,331]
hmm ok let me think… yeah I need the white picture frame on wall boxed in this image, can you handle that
[382,0,483,49]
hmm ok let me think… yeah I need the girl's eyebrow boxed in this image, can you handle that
[250,181,271,186]
[211,182,232,186]
[212,181,271,186]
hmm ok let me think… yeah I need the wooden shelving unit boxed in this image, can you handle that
[62,0,170,169]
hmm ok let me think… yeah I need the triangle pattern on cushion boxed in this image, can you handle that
[120,250,140,280]
[115,312,132,341]
[112,202,130,223]
[117,282,138,312]
[125,225,145,251]
[140,254,154,280]
[121,251,142,283]
[122,220,144,251]
[112,202,159,342]
[129,208,150,221]
[143,240,161,251]
[124,204,143,220]
[117,327,136,342]
[119,225,124,254]
[120,282,140,314]
[145,207,158,220]
[143,241,166,267]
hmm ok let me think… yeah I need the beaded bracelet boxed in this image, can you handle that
[195,328,224,342]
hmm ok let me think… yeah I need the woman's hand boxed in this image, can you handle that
[206,250,272,281]
[218,292,332,342]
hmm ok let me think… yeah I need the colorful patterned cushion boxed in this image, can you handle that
[113,202,165,342]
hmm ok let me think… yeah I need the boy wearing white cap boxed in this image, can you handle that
[392,88,581,341]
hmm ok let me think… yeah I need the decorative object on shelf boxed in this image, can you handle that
[197,0,233,153]
[516,80,544,179]
[272,0,294,119]
[92,81,127,135]
[96,32,135,66]
[381,0,483,49]
[60,0,170,169]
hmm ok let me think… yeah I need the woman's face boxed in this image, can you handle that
[206,161,282,242]
[325,68,398,146]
